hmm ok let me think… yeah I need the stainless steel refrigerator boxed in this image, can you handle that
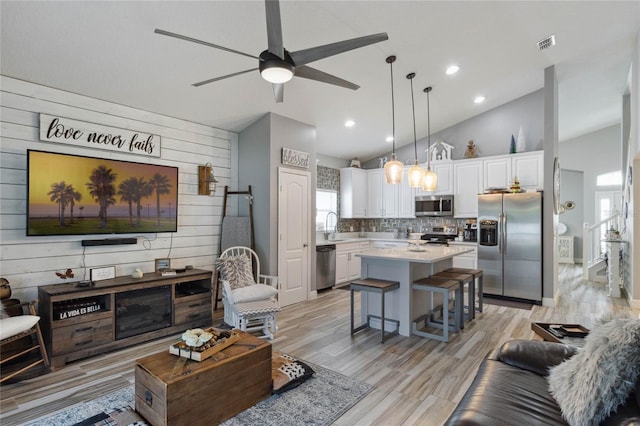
[478,192,542,302]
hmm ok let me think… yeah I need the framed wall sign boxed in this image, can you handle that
[281,148,310,168]
[90,266,116,281]
[155,258,171,272]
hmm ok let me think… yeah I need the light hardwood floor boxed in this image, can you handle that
[1,264,638,426]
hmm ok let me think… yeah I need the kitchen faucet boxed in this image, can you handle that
[324,211,338,240]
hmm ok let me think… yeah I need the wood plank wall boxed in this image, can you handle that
[0,76,235,302]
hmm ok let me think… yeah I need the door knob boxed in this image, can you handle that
[303,243,309,247]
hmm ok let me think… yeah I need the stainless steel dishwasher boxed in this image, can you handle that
[316,244,336,291]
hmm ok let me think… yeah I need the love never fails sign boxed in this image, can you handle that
[39,114,161,158]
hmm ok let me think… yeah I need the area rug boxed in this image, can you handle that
[23,362,373,426]
[483,296,533,310]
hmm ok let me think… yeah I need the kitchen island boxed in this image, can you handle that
[355,245,474,337]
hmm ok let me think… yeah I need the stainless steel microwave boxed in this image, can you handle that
[415,195,454,217]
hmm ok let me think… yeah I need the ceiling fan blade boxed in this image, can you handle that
[265,0,284,59]
[295,65,359,90]
[273,83,284,103]
[193,68,258,87]
[154,29,258,60]
[289,33,388,66]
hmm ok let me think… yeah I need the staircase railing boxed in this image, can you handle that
[582,213,622,280]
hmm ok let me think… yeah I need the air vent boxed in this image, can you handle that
[537,35,556,51]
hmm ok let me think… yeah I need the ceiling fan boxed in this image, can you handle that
[154,0,388,102]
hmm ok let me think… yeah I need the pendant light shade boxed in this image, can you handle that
[422,86,438,192]
[384,55,403,184]
[423,168,438,191]
[406,72,425,188]
[384,153,404,184]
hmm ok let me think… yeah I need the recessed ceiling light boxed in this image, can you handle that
[446,65,459,75]
[385,136,394,143]
[345,120,355,128]
[474,96,485,104]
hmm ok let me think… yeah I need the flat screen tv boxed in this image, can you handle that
[27,150,178,236]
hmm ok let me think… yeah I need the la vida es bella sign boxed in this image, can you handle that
[39,114,161,158]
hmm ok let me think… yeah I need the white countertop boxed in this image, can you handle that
[356,245,474,263]
[316,235,477,247]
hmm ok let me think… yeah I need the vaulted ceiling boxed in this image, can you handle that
[1,1,638,160]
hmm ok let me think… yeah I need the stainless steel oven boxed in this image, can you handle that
[415,195,454,217]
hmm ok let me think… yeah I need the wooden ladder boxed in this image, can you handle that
[213,186,255,311]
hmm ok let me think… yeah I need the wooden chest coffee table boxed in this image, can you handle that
[135,330,271,425]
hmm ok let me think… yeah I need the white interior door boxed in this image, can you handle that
[595,190,622,253]
[278,168,310,306]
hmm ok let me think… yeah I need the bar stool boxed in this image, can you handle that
[444,267,483,316]
[350,278,400,343]
[431,271,474,325]
[411,277,462,342]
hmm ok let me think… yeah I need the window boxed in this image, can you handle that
[316,190,337,231]
[596,171,622,186]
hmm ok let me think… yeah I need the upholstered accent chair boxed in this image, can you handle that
[216,246,280,339]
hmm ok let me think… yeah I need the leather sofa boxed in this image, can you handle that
[445,340,640,425]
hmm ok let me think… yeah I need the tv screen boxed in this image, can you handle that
[27,150,178,236]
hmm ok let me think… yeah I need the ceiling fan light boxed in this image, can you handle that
[261,65,294,83]
[408,162,426,188]
[422,168,438,192]
[384,153,404,184]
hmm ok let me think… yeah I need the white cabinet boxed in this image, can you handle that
[340,168,367,218]
[367,170,384,217]
[336,250,350,283]
[339,152,542,220]
[481,151,543,191]
[557,236,575,264]
[368,169,399,218]
[432,161,454,194]
[398,167,416,218]
[453,159,483,218]
[416,161,453,196]
[452,244,477,268]
[512,151,543,189]
[367,169,408,218]
[336,241,370,284]
[483,156,512,190]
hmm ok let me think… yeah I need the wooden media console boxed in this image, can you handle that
[38,269,213,368]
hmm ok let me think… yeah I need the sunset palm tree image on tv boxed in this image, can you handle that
[27,150,178,236]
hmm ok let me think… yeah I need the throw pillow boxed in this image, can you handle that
[272,351,315,394]
[215,254,255,291]
[547,318,640,426]
[232,284,278,304]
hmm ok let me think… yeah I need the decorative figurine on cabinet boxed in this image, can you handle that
[464,140,477,158]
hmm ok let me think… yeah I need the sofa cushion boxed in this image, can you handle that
[495,340,577,376]
[446,358,567,426]
[547,318,640,426]
[232,284,278,303]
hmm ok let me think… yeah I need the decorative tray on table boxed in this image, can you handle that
[169,328,241,361]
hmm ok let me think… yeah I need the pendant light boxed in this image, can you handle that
[383,55,403,184]
[422,86,438,192]
[406,72,425,188]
